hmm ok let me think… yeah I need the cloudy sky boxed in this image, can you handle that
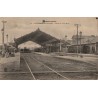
[0,17,98,47]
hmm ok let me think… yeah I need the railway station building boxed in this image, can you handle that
[14,28,98,55]
[67,35,98,54]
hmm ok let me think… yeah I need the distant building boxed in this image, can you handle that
[67,35,98,54]
[59,40,71,53]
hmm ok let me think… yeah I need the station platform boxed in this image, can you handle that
[34,52,98,66]
[0,52,20,72]
[55,55,98,65]
[50,52,98,57]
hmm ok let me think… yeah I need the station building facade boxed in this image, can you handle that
[67,35,98,54]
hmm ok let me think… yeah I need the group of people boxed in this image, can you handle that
[0,44,16,58]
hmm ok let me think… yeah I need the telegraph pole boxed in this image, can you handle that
[96,17,98,34]
[1,20,7,57]
[96,17,98,54]
[1,20,7,45]
[74,24,81,56]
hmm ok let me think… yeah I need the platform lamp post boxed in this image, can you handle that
[59,39,62,52]
[79,31,82,54]
[74,24,81,57]
[6,34,8,44]
[65,35,67,41]
[65,35,68,53]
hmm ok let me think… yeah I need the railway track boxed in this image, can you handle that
[0,53,97,80]
[22,56,36,80]
[22,54,70,80]
[30,56,69,80]
[30,55,98,80]
[31,53,97,72]
[20,53,98,80]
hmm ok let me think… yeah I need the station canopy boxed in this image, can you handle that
[15,28,60,46]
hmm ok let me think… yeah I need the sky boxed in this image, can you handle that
[0,17,98,47]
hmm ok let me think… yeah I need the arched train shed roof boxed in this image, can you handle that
[14,28,60,46]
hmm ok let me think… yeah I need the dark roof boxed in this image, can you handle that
[15,28,60,46]
[71,35,98,45]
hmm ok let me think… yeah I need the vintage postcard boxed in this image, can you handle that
[0,17,98,80]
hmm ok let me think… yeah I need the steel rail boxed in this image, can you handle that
[22,56,36,80]
[30,55,69,80]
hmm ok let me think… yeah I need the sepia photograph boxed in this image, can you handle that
[0,17,98,80]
